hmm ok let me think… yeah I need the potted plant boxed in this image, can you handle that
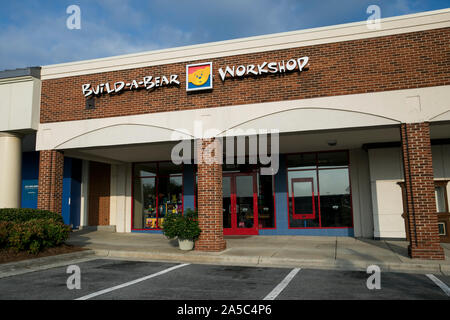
[161,209,201,250]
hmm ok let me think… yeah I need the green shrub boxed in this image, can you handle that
[0,218,70,254]
[161,208,201,241]
[0,221,12,248]
[0,208,63,224]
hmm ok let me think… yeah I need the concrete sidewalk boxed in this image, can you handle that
[66,230,450,275]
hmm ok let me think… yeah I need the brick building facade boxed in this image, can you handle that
[3,9,449,260]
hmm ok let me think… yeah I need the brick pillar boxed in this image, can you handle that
[400,123,444,260]
[195,138,226,251]
[37,150,64,214]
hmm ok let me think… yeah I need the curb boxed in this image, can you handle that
[440,264,450,276]
[0,250,97,279]
[1,248,447,277]
[93,249,261,266]
[93,249,449,275]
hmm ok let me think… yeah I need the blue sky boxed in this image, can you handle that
[0,0,448,70]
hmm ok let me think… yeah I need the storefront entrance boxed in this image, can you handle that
[223,173,258,235]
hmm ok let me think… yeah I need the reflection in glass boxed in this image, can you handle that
[319,169,352,227]
[133,163,157,177]
[223,176,232,228]
[435,186,446,213]
[159,162,183,176]
[158,175,183,227]
[292,178,315,218]
[317,151,348,168]
[287,153,316,170]
[287,151,352,229]
[258,175,275,228]
[133,178,156,229]
[236,175,254,228]
[132,162,183,230]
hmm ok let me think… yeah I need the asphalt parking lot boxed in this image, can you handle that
[0,259,449,300]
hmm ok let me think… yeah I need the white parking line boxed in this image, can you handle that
[75,263,190,300]
[263,268,301,300]
[426,274,450,297]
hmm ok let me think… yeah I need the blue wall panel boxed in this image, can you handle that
[21,152,82,228]
[70,159,82,228]
[62,158,72,225]
[62,158,82,228]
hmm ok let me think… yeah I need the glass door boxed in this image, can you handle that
[223,173,258,235]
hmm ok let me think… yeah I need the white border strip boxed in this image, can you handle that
[263,268,301,300]
[426,274,450,297]
[75,263,190,300]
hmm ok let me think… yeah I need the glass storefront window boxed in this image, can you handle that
[435,186,447,213]
[133,162,183,230]
[159,161,183,176]
[133,177,156,229]
[317,151,348,168]
[287,153,316,170]
[258,175,275,228]
[223,176,232,228]
[157,175,183,227]
[318,168,352,227]
[287,151,353,229]
[134,163,157,177]
[235,175,255,229]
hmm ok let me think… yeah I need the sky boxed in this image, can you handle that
[0,0,449,70]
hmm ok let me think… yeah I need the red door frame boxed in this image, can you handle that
[291,177,316,220]
[223,172,259,235]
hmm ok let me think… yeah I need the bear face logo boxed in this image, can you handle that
[189,66,210,86]
[186,62,213,91]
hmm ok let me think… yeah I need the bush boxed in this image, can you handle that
[2,219,70,254]
[0,208,64,224]
[0,209,70,254]
[161,209,201,241]
[0,221,12,248]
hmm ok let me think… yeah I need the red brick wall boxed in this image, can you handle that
[400,123,444,260]
[37,150,64,214]
[40,27,450,124]
[195,139,226,251]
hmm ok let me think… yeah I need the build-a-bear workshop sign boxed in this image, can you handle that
[81,56,309,97]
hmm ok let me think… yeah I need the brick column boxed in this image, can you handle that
[400,123,444,260]
[37,150,64,214]
[195,138,226,251]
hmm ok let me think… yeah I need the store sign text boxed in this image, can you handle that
[82,74,180,97]
[81,56,309,97]
[218,56,309,81]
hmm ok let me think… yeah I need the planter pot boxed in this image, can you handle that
[178,238,194,251]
